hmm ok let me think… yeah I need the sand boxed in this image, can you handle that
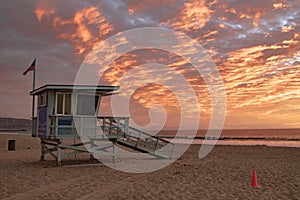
[0,134,299,199]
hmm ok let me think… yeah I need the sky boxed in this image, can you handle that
[0,0,299,129]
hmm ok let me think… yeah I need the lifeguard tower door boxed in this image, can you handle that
[36,92,47,138]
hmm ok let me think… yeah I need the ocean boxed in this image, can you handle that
[157,129,300,147]
[1,129,300,147]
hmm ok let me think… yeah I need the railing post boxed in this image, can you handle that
[102,117,106,133]
[135,131,141,148]
[80,116,83,138]
[170,143,175,159]
[55,116,58,138]
[109,118,113,135]
[125,118,129,136]
[116,118,120,135]
[154,139,159,153]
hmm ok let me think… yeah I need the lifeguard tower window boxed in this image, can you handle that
[56,93,71,115]
[76,95,99,116]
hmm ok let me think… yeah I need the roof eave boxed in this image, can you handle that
[30,84,120,95]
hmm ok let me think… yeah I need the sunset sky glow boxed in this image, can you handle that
[0,0,299,129]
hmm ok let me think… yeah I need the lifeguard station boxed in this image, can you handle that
[30,84,174,166]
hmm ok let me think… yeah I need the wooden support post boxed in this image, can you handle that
[56,142,62,167]
[112,140,117,163]
[55,116,58,138]
[40,139,45,161]
[90,139,95,160]
[170,144,175,159]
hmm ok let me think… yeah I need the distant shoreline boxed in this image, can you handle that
[0,130,31,136]
[1,131,299,141]
[0,129,29,132]
[1,132,299,148]
[158,135,300,141]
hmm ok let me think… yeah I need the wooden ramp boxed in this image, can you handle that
[40,117,175,166]
[100,117,175,159]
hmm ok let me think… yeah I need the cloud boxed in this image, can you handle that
[0,0,299,128]
[36,5,114,55]
[172,0,213,32]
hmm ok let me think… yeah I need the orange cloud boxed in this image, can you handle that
[35,8,55,22]
[273,3,290,10]
[96,49,211,125]
[173,0,212,31]
[32,1,300,128]
[36,6,113,55]
[127,0,177,14]
[281,22,296,33]
[54,7,113,54]
[220,35,300,116]
[35,1,56,22]
[253,12,261,28]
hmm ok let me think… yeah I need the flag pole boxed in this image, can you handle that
[32,59,36,90]
[31,58,36,136]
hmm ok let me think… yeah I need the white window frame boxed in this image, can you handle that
[55,92,72,116]
[75,93,101,116]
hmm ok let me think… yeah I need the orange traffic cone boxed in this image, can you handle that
[251,170,258,187]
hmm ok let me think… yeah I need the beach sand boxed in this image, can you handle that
[0,134,299,199]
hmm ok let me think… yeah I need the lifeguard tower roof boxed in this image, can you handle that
[30,84,120,95]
